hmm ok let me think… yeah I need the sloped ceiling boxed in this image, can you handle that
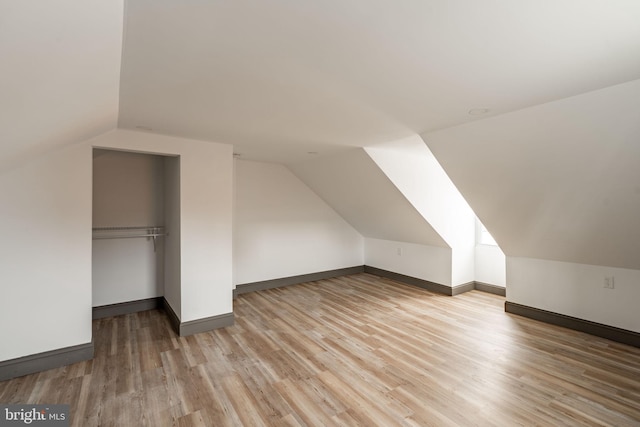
[0,0,124,173]
[4,1,640,271]
[118,1,640,164]
[423,79,640,270]
[289,149,447,247]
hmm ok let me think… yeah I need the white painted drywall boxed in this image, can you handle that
[0,0,123,172]
[507,257,640,333]
[364,238,452,286]
[92,239,163,306]
[163,156,181,318]
[290,149,447,247]
[475,245,506,287]
[424,78,640,271]
[92,150,165,226]
[118,2,640,165]
[364,136,476,286]
[451,245,475,287]
[91,130,234,322]
[0,144,92,362]
[92,150,165,306]
[234,160,363,284]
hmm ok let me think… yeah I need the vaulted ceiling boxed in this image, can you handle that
[3,1,640,268]
[424,79,640,269]
[4,1,640,167]
[1,0,123,172]
[290,148,447,247]
[118,1,640,163]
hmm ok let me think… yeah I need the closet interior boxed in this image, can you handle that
[92,149,180,318]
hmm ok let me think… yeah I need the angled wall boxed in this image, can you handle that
[0,0,124,370]
[424,79,640,270]
[0,0,123,173]
[290,149,447,247]
[424,78,640,332]
[364,136,477,286]
[234,159,363,285]
[289,148,453,285]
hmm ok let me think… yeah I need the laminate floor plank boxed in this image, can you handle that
[2,273,640,426]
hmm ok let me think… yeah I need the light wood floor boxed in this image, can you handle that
[2,273,640,426]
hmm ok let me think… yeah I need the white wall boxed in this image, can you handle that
[364,238,452,286]
[93,150,165,226]
[451,245,475,286]
[0,143,92,362]
[290,149,447,247]
[424,78,640,271]
[234,160,363,284]
[422,79,640,331]
[91,130,233,322]
[475,245,506,287]
[1,128,233,362]
[163,156,181,318]
[92,150,165,306]
[364,136,476,285]
[508,257,640,333]
[92,240,163,306]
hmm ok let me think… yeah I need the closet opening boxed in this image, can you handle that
[92,149,180,322]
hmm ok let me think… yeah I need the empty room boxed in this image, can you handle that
[1,1,640,426]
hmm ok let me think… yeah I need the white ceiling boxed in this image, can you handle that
[424,78,640,269]
[118,1,640,164]
[0,0,123,173]
[4,1,640,269]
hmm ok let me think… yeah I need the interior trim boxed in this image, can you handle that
[0,342,94,382]
[474,281,507,297]
[505,301,640,348]
[452,281,476,296]
[235,266,506,298]
[92,297,162,319]
[179,313,235,337]
[364,266,455,295]
[235,266,365,297]
[162,297,234,337]
[162,297,181,335]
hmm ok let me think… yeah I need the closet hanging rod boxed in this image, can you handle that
[92,226,165,231]
[92,233,167,240]
[92,226,168,251]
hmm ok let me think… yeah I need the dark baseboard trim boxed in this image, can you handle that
[180,313,235,337]
[92,297,162,319]
[0,342,94,382]
[505,302,640,348]
[234,265,505,298]
[474,281,506,297]
[363,266,506,297]
[1,294,234,381]
[364,266,453,295]
[162,297,182,336]
[161,297,234,337]
[452,281,476,296]
[235,266,365,297]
